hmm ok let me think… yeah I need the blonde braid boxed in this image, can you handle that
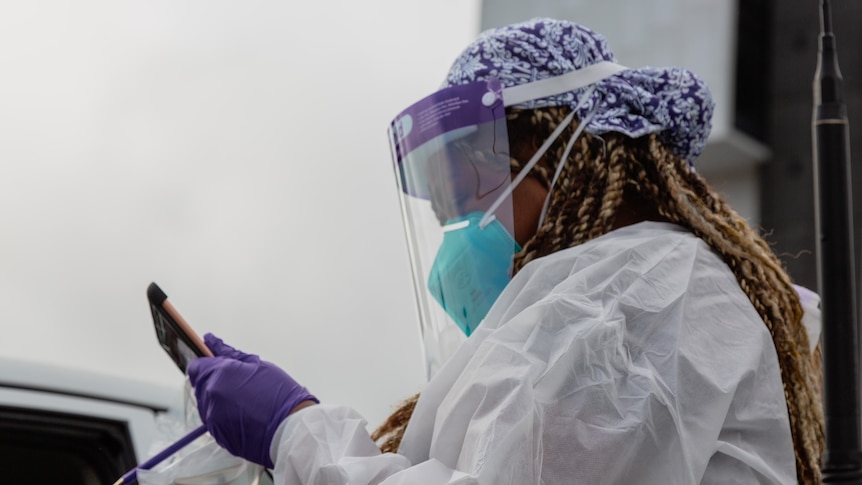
[371,393,419,454]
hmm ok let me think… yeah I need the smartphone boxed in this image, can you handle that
[147,282,213,372]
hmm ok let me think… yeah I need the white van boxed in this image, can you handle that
[0,356,180,483]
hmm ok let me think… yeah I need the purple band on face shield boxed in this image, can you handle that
[391,78,508,200]
[391,79,504,162]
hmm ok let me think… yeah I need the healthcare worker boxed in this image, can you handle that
[188,18,824,484]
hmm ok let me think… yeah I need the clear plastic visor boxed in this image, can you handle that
[390,62,629,378]
[389,79,517,378]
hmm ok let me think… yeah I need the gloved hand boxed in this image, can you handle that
[188,333,318,468]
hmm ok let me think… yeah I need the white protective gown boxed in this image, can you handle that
[270,222,819,484]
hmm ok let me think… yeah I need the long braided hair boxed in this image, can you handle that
[373,106,825,483]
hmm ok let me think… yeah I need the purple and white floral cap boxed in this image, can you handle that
[443,18,715,165]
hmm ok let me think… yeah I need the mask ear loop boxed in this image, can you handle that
[536,105,599,227]
[478,86,598,230]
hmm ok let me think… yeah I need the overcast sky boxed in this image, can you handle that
[0,0,480,428]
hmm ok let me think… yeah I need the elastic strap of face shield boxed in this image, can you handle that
[501,62,626,107]
[478,85,598,230]
[476,63,626,230]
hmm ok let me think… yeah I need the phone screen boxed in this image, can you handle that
[148,282,211,372]
[151,304,203,372]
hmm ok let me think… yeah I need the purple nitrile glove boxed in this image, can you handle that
[187,333,318,468]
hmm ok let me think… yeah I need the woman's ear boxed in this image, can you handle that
[511,175,549,247]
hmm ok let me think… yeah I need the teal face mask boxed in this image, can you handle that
[427,212,522,336]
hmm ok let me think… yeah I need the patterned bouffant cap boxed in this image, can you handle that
[443,18,715,165]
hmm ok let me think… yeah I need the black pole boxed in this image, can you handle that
[813,0,862,481]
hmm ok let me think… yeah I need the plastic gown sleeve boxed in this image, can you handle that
[269,405,475,485]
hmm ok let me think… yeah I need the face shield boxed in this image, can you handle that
[389,62,626,379]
